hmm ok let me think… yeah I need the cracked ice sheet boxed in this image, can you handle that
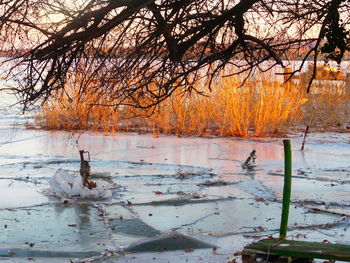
[2,131,280,174]
[103,204,163,248]
[0,129,350,262]
[131,199,340,236]
[0,204,111,252]
[96,249,230,263]
[264,175,350,204]
[0,179,49,208]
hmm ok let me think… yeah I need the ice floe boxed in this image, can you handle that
[48,169,112,199]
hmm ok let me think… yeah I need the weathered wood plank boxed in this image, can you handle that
[243,238,350,262]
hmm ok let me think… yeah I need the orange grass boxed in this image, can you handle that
[35,74,350,137]
[211,77,306,136]
[301,80,350,129]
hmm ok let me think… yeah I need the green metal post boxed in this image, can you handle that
[280,139,292,239]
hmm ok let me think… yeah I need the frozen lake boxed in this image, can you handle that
[0,92,350,262]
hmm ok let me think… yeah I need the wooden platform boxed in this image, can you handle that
[242,238,350,263]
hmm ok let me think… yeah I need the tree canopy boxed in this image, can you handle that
[0,0,349,110]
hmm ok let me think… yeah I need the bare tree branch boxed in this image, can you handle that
[0,0,348,111]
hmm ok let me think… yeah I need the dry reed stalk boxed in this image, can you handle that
[211,75,306,137]
[301,80,350,128]
[35,72,350,137]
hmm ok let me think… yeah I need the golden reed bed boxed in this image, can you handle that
[35,73,350,137]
